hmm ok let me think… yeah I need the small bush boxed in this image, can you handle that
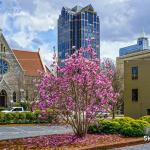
[140,116,150,124]
[4,113,14,123]
[120,121,144,137]
[25,112,33,123]
[113,117,135,125]
[88,124,99,133]
[88,117,150,137]
[99,120,121,134]
[0,111,54,124]
[0,113,5,123]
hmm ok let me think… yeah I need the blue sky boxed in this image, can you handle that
[0,0,150,64]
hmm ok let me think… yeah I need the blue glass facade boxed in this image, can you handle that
[58,5,100,62]
[119,37,150,56]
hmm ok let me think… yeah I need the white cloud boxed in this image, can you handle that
[100,40,136,60]
[11,31,35,48]
[38,42,55,66]
[1,0,150,65]
[12,0,59,32]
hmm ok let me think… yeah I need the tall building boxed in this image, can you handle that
[58,4,100,62]
[119,34,150,56]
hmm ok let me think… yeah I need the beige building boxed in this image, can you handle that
[117,50,150,118]
[0,31,47,107]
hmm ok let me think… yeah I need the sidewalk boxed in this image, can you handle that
[0,125,73,140]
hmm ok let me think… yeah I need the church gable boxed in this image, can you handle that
[13,49,46,76]
[0,32,23,73]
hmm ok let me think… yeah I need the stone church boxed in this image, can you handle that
[0,31,47,107]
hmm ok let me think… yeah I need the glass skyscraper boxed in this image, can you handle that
[58,4,100,62]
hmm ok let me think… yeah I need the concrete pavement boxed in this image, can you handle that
[0,125,73,140]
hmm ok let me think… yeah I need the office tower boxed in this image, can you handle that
[58,4,100,62]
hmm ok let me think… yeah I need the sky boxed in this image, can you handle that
[0,0,150,65]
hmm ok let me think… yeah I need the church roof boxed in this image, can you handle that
[12,49,46,76]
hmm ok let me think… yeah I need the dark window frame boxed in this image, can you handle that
[132,66,138,80]
[147,109,150,115]
[132,89,138,102]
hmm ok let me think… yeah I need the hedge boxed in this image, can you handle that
[0,110,54,124]
[140,115,150,124]
[88,117,150,137]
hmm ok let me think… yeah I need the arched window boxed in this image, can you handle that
[13,92,16,102]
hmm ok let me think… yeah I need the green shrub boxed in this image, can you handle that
[88,117,149,137]
[99,120,121,134]
[140,116,150,124]
[136,120,150,128]
[0,111,54,124]
[4,113,14,123]
[0,112,5,123]
[25,112,33,123]
[88,124,99,133]
[13,113,20,123]
[113,117,135,125]
[120,121,144,137]
[32,110,41,123]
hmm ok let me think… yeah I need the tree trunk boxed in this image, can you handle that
[112,105,115,119]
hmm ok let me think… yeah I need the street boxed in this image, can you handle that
[0,125,73,140]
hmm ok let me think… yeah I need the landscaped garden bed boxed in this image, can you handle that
[0,134,148,150]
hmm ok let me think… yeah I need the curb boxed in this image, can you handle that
[80,138,149,150]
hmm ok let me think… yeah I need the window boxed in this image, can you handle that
[139,40,143,45]
[147,109,150,115]
[88,12,93,24]
[132,89,138,102]
[132,66,138,80]
[13,108,22,111]
[0,59,9,74]
[13,92,16,102]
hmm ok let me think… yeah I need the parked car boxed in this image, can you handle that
[1,107,29,113]
[96,111,110,118]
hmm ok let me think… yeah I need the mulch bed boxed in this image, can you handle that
[0,134,148,150]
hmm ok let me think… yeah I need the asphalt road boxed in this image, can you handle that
[118,143,150,150]
[0,125,73,140]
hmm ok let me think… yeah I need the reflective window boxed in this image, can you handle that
[88,12,93,24]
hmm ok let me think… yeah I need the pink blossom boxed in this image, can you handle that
[36,46,119,137]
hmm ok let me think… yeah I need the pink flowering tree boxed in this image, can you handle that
[37,46,118,137]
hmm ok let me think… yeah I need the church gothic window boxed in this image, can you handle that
[0,59,9,74]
